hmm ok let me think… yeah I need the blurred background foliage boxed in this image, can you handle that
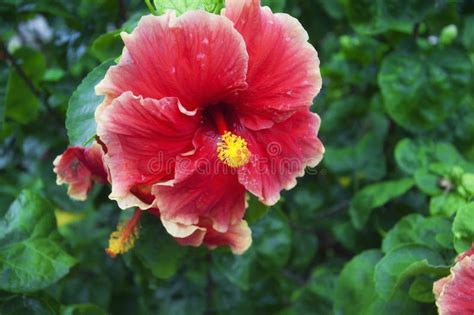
[1,0,474,314]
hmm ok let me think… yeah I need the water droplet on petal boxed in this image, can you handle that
[201,37,209,45]
[196,53,206,61]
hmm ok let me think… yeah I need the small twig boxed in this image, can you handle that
[412,22,420,39]
[315,200,350,218]
[283,270,306,285]
[0,39,41,99]
[14,25,28,46]
[0,38,61,123]
[117,0,127,26]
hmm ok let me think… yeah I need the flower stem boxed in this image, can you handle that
[144,0,157,15]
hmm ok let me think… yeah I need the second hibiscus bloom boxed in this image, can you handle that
[54,0,324,255]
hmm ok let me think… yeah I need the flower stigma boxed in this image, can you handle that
[217,131,251,168]
[106,208,142,257]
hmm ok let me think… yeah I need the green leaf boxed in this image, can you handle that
[332,221,373,252]
[152,277,206,315]
[244,195,269,224]
[291,266,338,314]
[334,250,383,314]
[213,208,292,289]
[429,193,467,217]
[0,239,77,293]
[290,231,317,270]
[0,66,7,130]
[91,31,123,62]
[43,68,65,82]
[461,173,474,196]
[121,12,142,33]
[394,139,429,175]
[66,60,114,146]
[334,249,423,314]
[339,35,388,64]
[408,275,436,303]
[344,0,435,35]
[5,47,46,124]
[324,132,386,180]
[461,15,474,51]
[212,248,256,290]
[252,208,292,269]
[440,24,458,46]
[0,190,76,293]
[367,288,423,314]
[349,178,414,229]
[0,190,56,246]
[262,0,286,12]
[394,138,474,175]
[134,214,188,279]
[374,245,449,300]
[414,168,441,195]
[153,0,223,15]
[52,269,112,309]
[14,1,76,20]
[379,47,472,131]
[0,293,60,315]
[318,0,344,20]
[61,304,107,315]
[452,203,474,253]
[382,214,453,254]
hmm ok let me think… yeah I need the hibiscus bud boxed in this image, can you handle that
[53,142,107,201]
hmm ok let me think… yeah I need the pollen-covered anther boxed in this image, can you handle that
[217,131,251,168]
[106,209,142,258]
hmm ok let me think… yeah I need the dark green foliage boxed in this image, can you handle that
[66,60,114,146]
[1,0,474,314]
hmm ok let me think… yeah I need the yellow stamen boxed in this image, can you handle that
[106,209,142,258]
[217,131,251,168]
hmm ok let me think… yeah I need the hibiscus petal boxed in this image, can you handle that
[95,10,248,114]
[161,218,206,241]
[223,0,322,129]
[171,219,252,255]
[434,249,474,315]
[237,110,324,205]
[202,219,252,255]
[53,142,107,201]
[153,127,246,233]
[96,92,200,209]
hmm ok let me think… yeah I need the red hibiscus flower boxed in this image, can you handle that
[54,0,323,255]
[433,244,474,315]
